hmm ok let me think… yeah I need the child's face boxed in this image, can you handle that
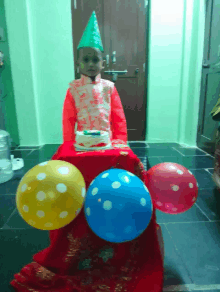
[77,47,105,78]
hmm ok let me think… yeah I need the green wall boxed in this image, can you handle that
[2,0,205,146]
[0,0,20,146]
[147,0,205,146]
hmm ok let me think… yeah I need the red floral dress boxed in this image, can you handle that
[10,143,164,292]
[62,73,127,146]
[10,75,164,291]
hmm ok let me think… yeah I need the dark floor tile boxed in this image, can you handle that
[160,225,193,286]
[165,221,220,285]
[16,145,43,150]
[195,188,220,221]
[147,143,181,149]
[11,149,33,159]
[172,147,208,156]
[26,144,60,161]
[190,169,215,189]
[4,177,23,195]
[1,159,41,194]
[0,229,50,291]
[156,203,209,224]
[14,159,40,179]
[148,157,163,168]
[132,147,183,157]
[0,196,16,228]
[0,181,7,195]
[3,208,33,229]
[158,155,214,169]
[129,142,148,148]
[207,168,214,175]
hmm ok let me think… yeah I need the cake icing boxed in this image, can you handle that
[75,130,112,151]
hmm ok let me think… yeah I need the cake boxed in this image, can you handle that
[75,130,112,151]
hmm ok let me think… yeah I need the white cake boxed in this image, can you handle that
[75,130,112,151]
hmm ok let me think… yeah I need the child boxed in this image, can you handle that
[11,11,164,292]
[62,11,127,148]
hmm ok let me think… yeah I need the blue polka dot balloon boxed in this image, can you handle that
[84,168,153,243]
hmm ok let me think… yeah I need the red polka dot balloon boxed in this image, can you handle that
[145,163,198,214]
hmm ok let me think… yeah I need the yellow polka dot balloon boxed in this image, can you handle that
[16,160,86,230]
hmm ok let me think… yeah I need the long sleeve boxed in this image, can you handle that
[62,88,77,142]
[110,86,128,143]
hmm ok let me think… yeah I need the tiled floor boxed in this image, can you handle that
[0,142,220,292]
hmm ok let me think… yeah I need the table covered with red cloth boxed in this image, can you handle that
[11,141,164,292]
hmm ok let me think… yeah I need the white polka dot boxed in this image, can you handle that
[103,201,112,210]
[58,167,70,175]
[23,205,29,212]
[37,210,45,218]
[90,180,95,185]
[59,211,68,218]
[156,201,163,206]
[56,183,67,193]
[127,172,135,176]
[102,173,109,178]
[177,170,183,175]
[172,208,178,211]
[21,184,27,192]
[92,187,98,196]
[81,188,86,198]
[37,173,46,180]
[189,183,193,188]
[86,207,91,216]
[124,226,133,234]
[39,161,48,166]
[28,220,36,225]
[36,191,46,201]
[122,176,130,183]
[188,170,193,175]
[44,222,53,228]
[106,233,115,239]
[172,185,179,191]
[112,181,121,189]
[140,198,146,206]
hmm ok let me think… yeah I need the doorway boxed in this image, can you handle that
[71,0,150,141]
[197,0,220,155]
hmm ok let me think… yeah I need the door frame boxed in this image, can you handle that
[196,0,219,155]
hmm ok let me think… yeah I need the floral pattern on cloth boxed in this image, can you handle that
[69,74,113,139]
[10,145,164,292]
[63,73,128,144]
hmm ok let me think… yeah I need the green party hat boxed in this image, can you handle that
[77,11,104,52]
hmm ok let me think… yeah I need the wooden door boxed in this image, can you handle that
[71,0,149,141]
[197,0,220,155]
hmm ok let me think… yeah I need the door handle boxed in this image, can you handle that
[202,63,210,68]
[112,51,116,64]
[106,55,109,67]
[104,70,128,75]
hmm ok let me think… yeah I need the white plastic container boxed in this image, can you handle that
[0,130,14,184]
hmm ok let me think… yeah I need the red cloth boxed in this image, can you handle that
[62,83,127,144]
[10,142,164,292]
